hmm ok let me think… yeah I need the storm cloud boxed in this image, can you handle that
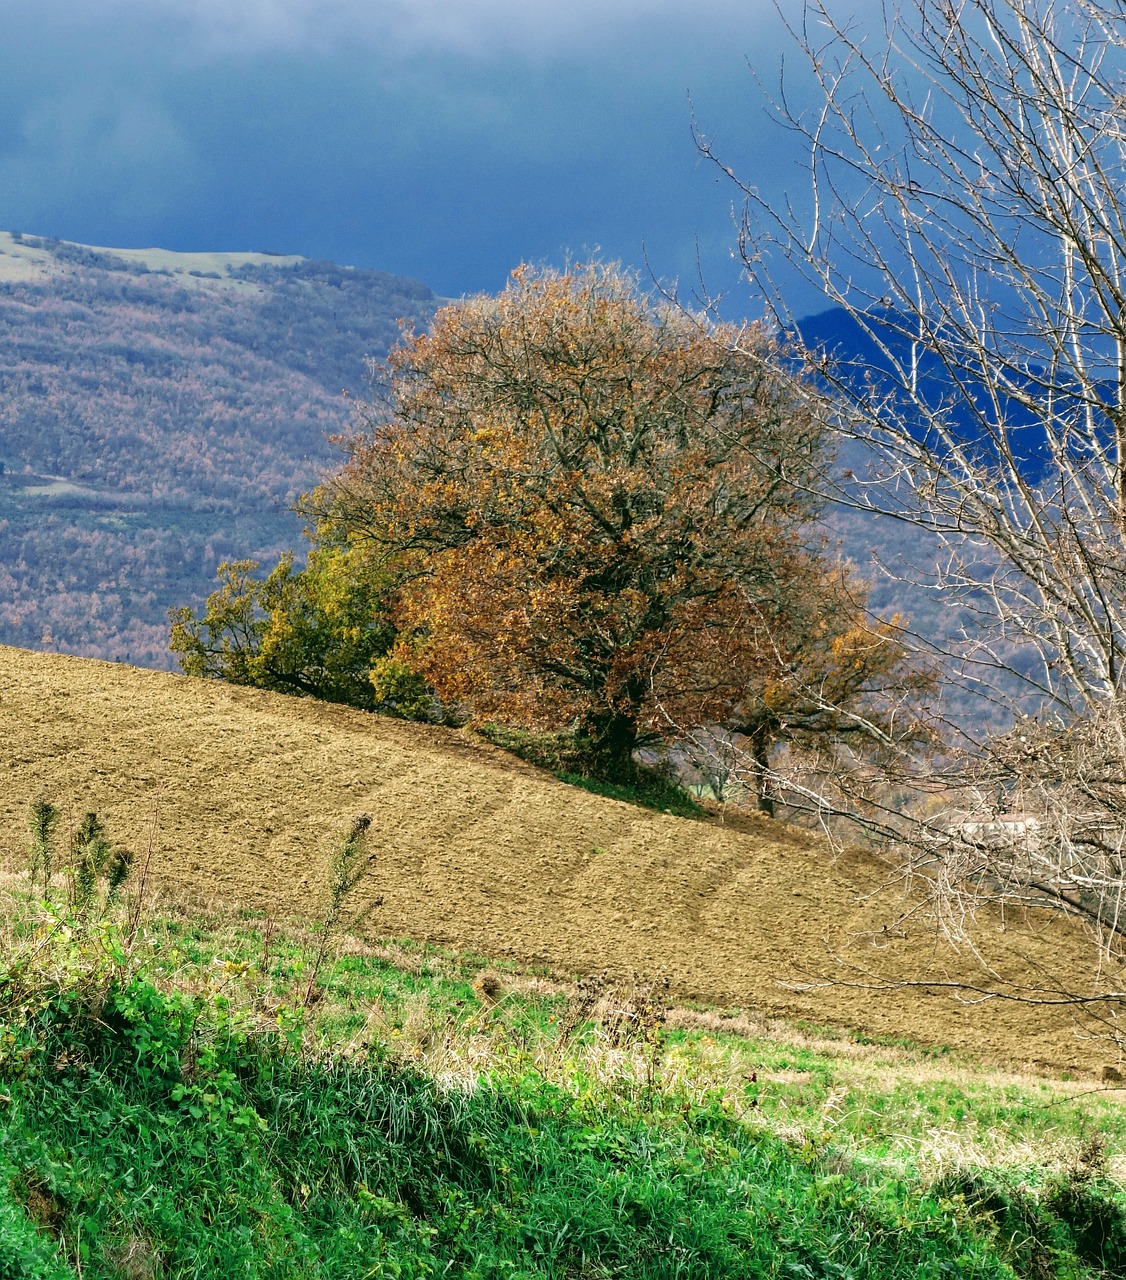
[22,0,771,58]
[0,0,859,304]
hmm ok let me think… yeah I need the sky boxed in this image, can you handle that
[0,0,856,310]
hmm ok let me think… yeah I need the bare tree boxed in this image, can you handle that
[698,0,1126,953]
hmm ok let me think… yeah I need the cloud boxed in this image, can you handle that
[0,0,873,306]
[0,86,201,227]
[14,0,776,61]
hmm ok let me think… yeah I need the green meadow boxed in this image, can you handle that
[2,845,1124,1280]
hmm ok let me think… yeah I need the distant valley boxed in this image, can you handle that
[0,232,436,666]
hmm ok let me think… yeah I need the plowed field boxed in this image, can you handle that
[1,644,1120,1073]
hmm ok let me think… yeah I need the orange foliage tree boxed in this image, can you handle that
[324,263,898,782]
[650,569,934,813]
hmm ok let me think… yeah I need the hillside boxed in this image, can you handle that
[1,643,1119,1075]
[0,232,436,667]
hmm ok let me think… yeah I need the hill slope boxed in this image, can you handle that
[0,644,1117,1074]
[0,232,436,667]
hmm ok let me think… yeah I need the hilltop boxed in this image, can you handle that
[0,232,436,667]
[1,643,1118,1075]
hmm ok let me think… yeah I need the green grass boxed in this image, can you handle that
[553,770,704,818]
[2,883,1125,1278]
[472,722,705,818]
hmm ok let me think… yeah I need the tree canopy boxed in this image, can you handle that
[320,262,906,782]
[169,548,402,713]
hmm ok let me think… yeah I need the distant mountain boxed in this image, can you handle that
[796,306,1041,730]
[0,233,437,667]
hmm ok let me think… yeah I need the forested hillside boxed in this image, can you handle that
[0,231,954,680]
[0,232,436,666]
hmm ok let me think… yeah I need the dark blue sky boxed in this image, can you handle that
[0,0,863,309]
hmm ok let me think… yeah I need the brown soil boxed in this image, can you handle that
[2,644,1121,1074]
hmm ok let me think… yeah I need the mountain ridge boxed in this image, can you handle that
[0,232,437,665]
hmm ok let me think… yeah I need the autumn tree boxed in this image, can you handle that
[322,262,902,781]
[653,568,934,815]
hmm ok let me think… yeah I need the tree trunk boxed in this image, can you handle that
[750,728,775,818]
[577,707,641,783]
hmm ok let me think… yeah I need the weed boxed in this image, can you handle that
[303,812,380,1007]
[471,969,504,1006]
[26,799,58,898]
[258,916,276,979]
[23,802,132,919]
[555,971,607,1047]
[68,812,132,916]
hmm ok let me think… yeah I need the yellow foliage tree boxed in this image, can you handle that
[168,546,406,713]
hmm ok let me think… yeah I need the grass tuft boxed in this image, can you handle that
[555,769,704,817]
[474,723,705,816]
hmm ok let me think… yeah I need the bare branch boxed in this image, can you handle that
[702,0,1126,989]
